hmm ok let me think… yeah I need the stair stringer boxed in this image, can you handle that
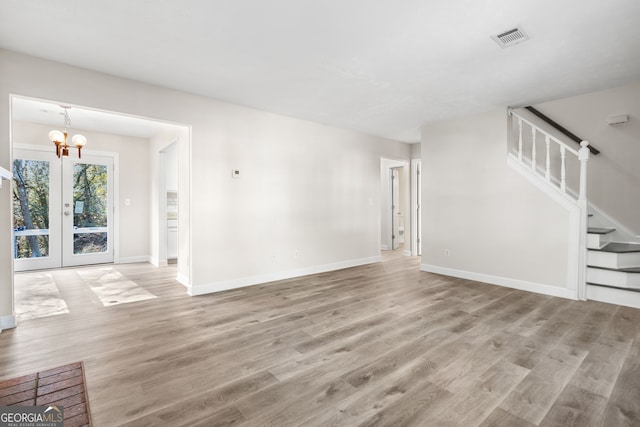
[507,154,582,300]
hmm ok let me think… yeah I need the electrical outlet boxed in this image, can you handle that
[444,249,450,257]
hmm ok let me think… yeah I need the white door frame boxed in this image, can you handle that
[411,159,422,256]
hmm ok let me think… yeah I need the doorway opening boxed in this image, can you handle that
[390,167,403,251]
[380,158,410,255]
[10,95,191,323]
[158,141,179,266]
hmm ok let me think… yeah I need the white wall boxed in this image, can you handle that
[534,81,640,236]
[12,121,151,262]
[0,49,410,320]
[421,109,573,295]
[410,142,421,160]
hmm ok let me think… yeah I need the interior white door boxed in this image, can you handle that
[62,154,114,267]
[13,149,114,271]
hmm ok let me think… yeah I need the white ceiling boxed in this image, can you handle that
[11,97,184,139]
[1,0,640,142]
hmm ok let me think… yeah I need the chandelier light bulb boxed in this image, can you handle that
[72,134,87,147]
[48,130,65,143]
[72,134,87,158]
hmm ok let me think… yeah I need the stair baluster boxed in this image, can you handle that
[560,146,566,193]
[517,117,523,161]
[545,136,551,182]
[531,127,537,172]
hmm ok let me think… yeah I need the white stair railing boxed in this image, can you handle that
[510,109,591,202]
[509,108,591,300]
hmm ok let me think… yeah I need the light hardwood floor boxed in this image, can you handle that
[2,252,640,426]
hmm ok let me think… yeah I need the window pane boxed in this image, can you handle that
[14,235,49,259]
[12,159,50,259]
[73,163,108,228]
[74,232,108,254]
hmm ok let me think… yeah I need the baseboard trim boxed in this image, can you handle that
[149,257,169,267]
[116,256,151,264]
[380,245,389,251]
[0,315,16,331]
[177,272,190,292]
[420,264,578,300]
[587,285,640,309]
[403,250,412,257]
[190,256,382,297]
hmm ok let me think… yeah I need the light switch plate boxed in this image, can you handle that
[231,169,241,179]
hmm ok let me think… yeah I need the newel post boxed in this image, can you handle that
[578,141,590,203]
[577,141,590,300]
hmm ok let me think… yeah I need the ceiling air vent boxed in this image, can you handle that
[491,27,529,48]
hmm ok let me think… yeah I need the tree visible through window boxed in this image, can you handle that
[13,160,109,258]
[13,159,49,258]
[73,163,108,254]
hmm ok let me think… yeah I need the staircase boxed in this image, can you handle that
[587,227,640,290]
[508,107,640,308]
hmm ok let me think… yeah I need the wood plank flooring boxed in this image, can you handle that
[1,251,640,426]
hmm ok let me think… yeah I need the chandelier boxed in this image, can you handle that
[48,106,87,158]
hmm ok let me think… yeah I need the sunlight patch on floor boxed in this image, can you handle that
[77,267,157,306]
[14,272,70,321]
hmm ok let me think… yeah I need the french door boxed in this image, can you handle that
[13,148,114,272]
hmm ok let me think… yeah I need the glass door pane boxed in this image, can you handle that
[13,150,61,271]
[13,159,50,258]
[73,163,108,254]
[62,155,114,267]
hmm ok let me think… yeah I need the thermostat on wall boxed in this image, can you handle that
[231,169,241,179]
